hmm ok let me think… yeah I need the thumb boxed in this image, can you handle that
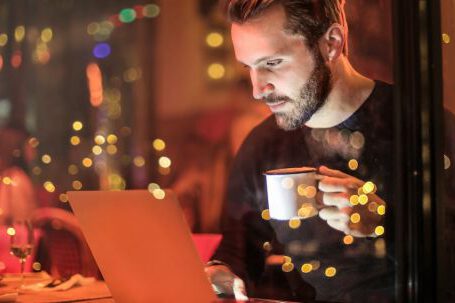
[233,277,248,301]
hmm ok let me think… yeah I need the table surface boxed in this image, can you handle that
[1,273,298,303]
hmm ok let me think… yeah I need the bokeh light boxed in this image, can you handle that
[325,267,336,277]
[43,181,56,193]
[207,63,225,79]
[87,22,100,35]
[362,181,375,194]
[143,4,160,18]
[119,8,136,23]
[350,194,359,205]
[73,121,83,131]
[282,262,294,273]
[92,145,103,155]
[358,194,368,205]
[261,209,271,221]
[72,180,83,190]
[41,154,52,164]
[206,32,224,47]
[153,138,166,151]
[94,135,106,145]
[106,145,118,155]
[134,156,145,167]
[86,63,103,107]
[152,188,166,200]
[82,158,93,168]
[444,154,451,170]
[368,202,378,213]
[32,262,42,271]
[348,159,359,170]
[41,28,53,42]
[11,51,22,68]
[0,34,8,47]
[107,134,118,144]
[377,205,386,215]
[158,156,171,168]
[343,235,354,245]
[301,263,313,273]
[262,242,272,252]
[32,166,42,176]
[93,43,111,59]
[375,226,385,236]
[289,217,301,229]
[281,177,294,189]
[7,227,16,236]
[442,33,451,44]
[350,132,365,149]
[15,26,25,42]
[59,193,69,203]
[68,164,79,175]
[350,213,361,224]
[70,136,80,146]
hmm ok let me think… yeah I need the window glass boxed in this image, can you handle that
[440,0,455,300]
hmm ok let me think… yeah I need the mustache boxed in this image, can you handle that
[264,95,292,104]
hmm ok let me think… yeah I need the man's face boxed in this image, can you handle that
[231,5,331,130]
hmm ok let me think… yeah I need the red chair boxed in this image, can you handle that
[32,207,100,279]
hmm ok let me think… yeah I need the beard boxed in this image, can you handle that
[266,49,332,131]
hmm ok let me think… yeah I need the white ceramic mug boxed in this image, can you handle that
[264,167,318,220]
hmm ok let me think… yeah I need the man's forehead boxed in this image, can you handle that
[231,21,305,65]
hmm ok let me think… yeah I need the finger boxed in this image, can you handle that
[319,176,362,192]
[326,219,349,233]
[347,229,369,238]
[233,277,248,301]
[318,166,351,178]
[322,192,351,208]
[319,207,350,222]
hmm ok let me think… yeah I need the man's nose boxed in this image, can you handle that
[250,70,274,100]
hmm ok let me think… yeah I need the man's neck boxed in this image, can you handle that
[304,57,375,129]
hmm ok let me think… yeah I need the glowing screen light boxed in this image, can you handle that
[93,43,111,59]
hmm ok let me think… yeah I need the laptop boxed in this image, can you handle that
[68,190,217,303]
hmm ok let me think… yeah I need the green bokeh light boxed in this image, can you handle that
[119,8,136,23]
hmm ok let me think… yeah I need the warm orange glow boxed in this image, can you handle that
[86,63,103,107]
[301,263,313,273]
[348,159,359,170]
[261,209,271,221]
[282,262,294,273]
[375,226,385,236]
[343,235,354,245]
[325,267,336,277]
[289,217,301,229]
[350,213,361,223]
[11,52,22,68]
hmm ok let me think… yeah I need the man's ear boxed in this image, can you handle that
[319,23,345,62]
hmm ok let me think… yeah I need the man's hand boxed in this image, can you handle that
[316,165,386,237]
[204,264,248,301]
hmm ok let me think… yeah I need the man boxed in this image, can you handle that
[205,1,396,302]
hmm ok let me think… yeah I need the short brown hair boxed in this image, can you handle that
[225,0,348,55]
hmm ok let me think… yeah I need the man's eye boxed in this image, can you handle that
[266,59,283,67]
